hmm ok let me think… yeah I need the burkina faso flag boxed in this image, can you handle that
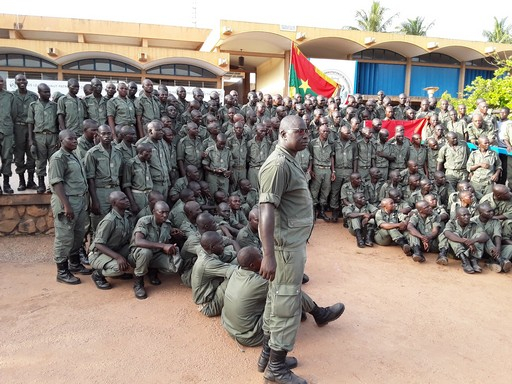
[288,43,339,98]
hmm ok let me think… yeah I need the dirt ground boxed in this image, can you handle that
[1,220,512,384]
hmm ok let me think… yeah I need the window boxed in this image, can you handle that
[352,49,406,62]
[146,64,216,78]
[412,53,460,65]
[62,59,141,73]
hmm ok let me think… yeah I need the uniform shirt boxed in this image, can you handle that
[84,144,122,187]
[408,210,441,235]
[138,137,171,184]
[259,144,314,249]
[135,93,162,126]
[446,120,467,142]
[388,142,409,170]
[437,144,469,171]
[227,135,248,169]
[365,179,384,205]
[374,140,391,169]
[356,138,374,169]
[466,149,501,183]
[0,89,15,134]
[203,145,232,171]
[309,137,334,168]
[131,214,172,246]
[236,225,261,249]
[375,208,401,229]
[340,183,367,204]
[48,148,88,196]
[471,216,502,250]
[75,135,95,161]
[408,145,427,171]
[26,99,58,133]
[229,209,248,228]
[247,138,271,168]
[342,202,378,220]
[12,89,38,124]
[467,120,495,144]
[444,218,485,239]
[83,94,108,124]
[177,135,203,170]
[57,93,86,134]
[333,139,356,169]
[90,209,132,252]
[232,188,259,211]
[107,96,136,126]
[122,156,153,192]
[479,193,512,220]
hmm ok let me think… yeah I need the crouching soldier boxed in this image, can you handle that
[342,192,378,248]
[374,197,412,256]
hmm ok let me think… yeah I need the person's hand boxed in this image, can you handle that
[223,170,232,178]
[480,162,490,169]
[490,247,500,259]
[163,243,177,255]
[491,173,500,182]
[259,255,276,281]
[90,200,101,215]
[130,202,141,215]
[330,172,336,182]
[116,256,129,271]
[398,221,408,231]
[507,145,512,154]
[63,204,75,221]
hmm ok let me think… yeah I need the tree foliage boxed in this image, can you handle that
[482,17,512,44]
[441,58,512,113]
[344,1,397,32]
[396,17,434,36]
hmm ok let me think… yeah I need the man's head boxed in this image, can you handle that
[200,231,224,256]
[248,206,259,232]
[350,172,362,187]
[148,120,164,140]
[184,201,202,222]
[109,191,130,211]
[456,207,471,227]
[136,143,153,162]
[153,201,170,225]
[237,246,262,272]
[278,115,310,153]
[217,202,231,220]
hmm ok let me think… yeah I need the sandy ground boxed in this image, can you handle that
[1,220,512,384]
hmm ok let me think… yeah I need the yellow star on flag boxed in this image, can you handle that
[299,79,310,93]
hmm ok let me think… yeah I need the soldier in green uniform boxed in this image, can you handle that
[57,78,86,135]
[479,184,512,240]
[467,112,496,145]
[27,83,59,194]
[375,129,393,182]
[83,78,108,126]
[203,133,232,194]
[437,132,470,189]
[444,207,489,274]
[107,82,136,137]
[232,178,258,217]
[84,125,122,233]
[342,192,378,248]
[0,75,15,194]
[307,124,334,221]
[75,119,99,160]
[258,115,343,384]
[135,79,162,138]
[355,127,375,181]
[122,143,153,216]
[12,74,39,191]
[49,130,91,284]
[227,122,248,190]
[466,135,501,196]
[129,200,183,299]
[388,129,409,172]
[374,197,412,255]
[88,191,133,289]
[247,123,271,191]
[177,122,204,180]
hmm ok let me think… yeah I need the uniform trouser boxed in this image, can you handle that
[90,187,119,233]
[358,167,370,182]
[14,123,35,174]
[206,172,229,194]
[346,218,375,233]
[376,166,388,183]
[248,166,261,191]
[330,168,352,209]
[88,243,130,277]
[499,244,512,260]
[128,247,182,276]
[262,246,306,352]
[499,154,507,185]
[200,278,229,317]
[470,180,493,197]
[448,234,484,259]
[131,190,149,213]
[231,167,247,192]
[445,169,468,190]
[0,132,14,176]
[170,168,179,187]
[374,228,405,246]
[231,291,316,348]
[310,167,331,205]
[52,195,88,264]
[501,219,512,240]
[152,180,170,198]
[408,232,448,251]
[34,133,58,177]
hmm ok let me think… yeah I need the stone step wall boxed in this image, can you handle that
[0,194,54,236]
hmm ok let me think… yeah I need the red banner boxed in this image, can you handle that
[365,118,429,139]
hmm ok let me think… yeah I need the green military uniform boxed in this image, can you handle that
[446,120,467,142]
[365,179,384,205]
[227,135,248,190]
[308,137,334,206]
[191,246,237,317]
[378,181,402,201]
[466,148,501,196]
[432,181,454,208]
[48,147,89,264]
[169,199,188,228]
[426,146,441,179]
[106,96,136,127]
[88,209,132,276]
[57,93,86,135]
[138,136,171,196]
[122,156,153,213]
[247,137,271,190]
[26,99,59,177]
[356,138,374,181]
[479,192,512,239]
[375,140,391,181]
[232,188,259,217]
[75,135,95,161]
[115,140,137,180]
[340,183,367,206]
[437,143,469,189]
[203,144,232,194]
[12,89,38,175]
[408,210,447,250]
[374,208,407,245]
[177,135,204,179]
[169,176,189,200]
[342,202,378,235]
[129,214,183,277]
[236,225,262,249]
[467,120,495,144]
[388,141,409,172]
[84,144,123,230]
[163,140,179,185]
[221,267,316,347]
[408,145,427,178]
[83,94,108,125]
[259,143,314,352]
[330,139,356,210]
[0,89,15,177]
[445,218,485,259]
[135,93,162,135]
[229,208,248,228]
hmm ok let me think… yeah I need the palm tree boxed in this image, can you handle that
[396,17,434,36]
[482,17,512,43]
[344,1,398,32]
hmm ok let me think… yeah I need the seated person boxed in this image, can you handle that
[232,178,259,217]
[228,194,248,230]
[191,231,238,317]
[342,192,378,248]
[214,202,239,238]
[374,197,412,256]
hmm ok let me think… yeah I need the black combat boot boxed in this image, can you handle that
[56,261,81,285]
[68,253,92,275]
[317,205,331,222]
[470,257,482,273]
[133,275,147,299]
[436,248,448,265]
[3,176,14,194]
[310,302,345,327]
[37,176,46,194]
[354,229,365,248]
[263,349,307,384]
[365,227,374,247]
[148,268,161,285]
[26,172,37,189]
[257,334,298,373]
[17,173,26,191]
[459,252,474,274]
[412,245,425,262]
[395,237,412,256]
[91,270,112,290]
[331,208,340,223]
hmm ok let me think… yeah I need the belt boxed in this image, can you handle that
[359,166,371,169]
[36,131,56,135]
[132,189,151,194]
[16,122,27,126]
[315,165,331,169]
[251,166,262,169]
[98,185,119,189]
[233,165,246,169]
[67,192,86,197]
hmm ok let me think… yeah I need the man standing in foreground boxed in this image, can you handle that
[258,115,344,384]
